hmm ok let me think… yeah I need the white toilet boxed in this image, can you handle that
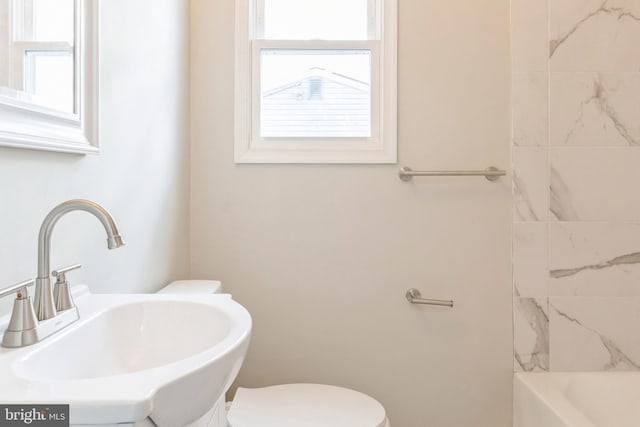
[158,280,391,427]
[227,383,389,427]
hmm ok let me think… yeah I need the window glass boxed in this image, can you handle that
[260,49,371,138]
[24,51,74,113]
[262,0,369,40]
[33,0,74,43]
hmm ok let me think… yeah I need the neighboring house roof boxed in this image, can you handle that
[262,67,369,97]
[261,67,370,138]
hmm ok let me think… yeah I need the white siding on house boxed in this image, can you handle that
[261,72,370,138]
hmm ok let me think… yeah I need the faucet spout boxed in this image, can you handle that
[34,199,125,320]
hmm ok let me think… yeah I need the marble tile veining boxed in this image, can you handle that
[550,297,640,371]
[550,148,640,222]
[514,223,548,298]
[550,73,640,146]
[550,223,640,296]
[550,0,640,71]
[513,0,640,374]
[513,148,548,221]
[552,252,640,278]
[514,297,549,372]
[549,164,579,221]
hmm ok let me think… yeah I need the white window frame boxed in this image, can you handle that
[0,0,99,155]
[235,0,397,164]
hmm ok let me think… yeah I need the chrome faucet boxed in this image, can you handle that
[34,199,125,320]
[0,199,125,347]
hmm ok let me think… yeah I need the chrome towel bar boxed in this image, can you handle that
[399,166,506,182]
[405,288,453,307]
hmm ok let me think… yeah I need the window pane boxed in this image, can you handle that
[24,51,74,113]
[260,49,371,138]
[263,0,369,40]
[34,0,75,43]
[12,0,75,43]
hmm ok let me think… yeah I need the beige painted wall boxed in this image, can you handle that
[190,1,512,426]
[0,0,190,315]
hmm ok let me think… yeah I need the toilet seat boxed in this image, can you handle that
[227,383,389,427]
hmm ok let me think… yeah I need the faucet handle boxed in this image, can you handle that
[0,279,38,347]
[52,264,82,312]
[52,263,82,281]
[0,279,34,300]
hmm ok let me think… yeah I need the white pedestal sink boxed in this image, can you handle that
[0,286,252,426]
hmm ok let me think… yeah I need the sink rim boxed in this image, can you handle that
[0,289,252,425]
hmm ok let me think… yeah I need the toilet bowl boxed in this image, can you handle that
[158,280,390,427]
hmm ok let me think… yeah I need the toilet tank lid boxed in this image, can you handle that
[157,280,222,294]
[227,383,387,427]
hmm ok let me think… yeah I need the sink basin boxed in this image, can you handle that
[0,288,252,426]
[15,300,234,380]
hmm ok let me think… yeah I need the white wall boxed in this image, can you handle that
[190,1,512,426]
[0,0,190,315]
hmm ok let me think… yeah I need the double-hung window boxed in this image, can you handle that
[235,0,397,163]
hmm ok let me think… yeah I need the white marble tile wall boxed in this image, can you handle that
[550,297,640,371]
[513,148,548,221]
[511,0,547,72]
[512,0,640,372]
[550,73,640,147]
[550,148,640,221]
[513,73,548,147]
[550,0,640,72]
[550,223,640,297]
[513,222,548,298]
[514,297,550,371]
